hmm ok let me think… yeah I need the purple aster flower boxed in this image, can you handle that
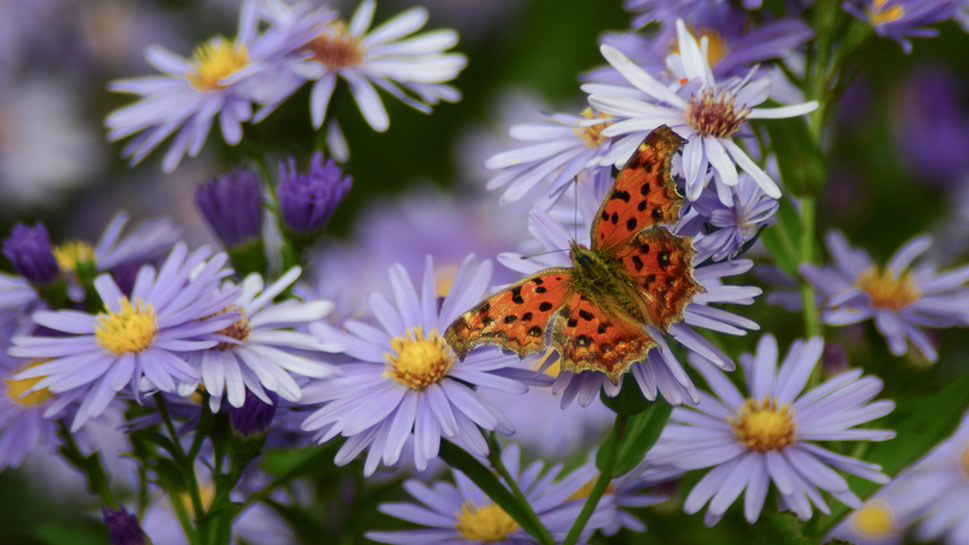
[180,266,342,412]
[828,484,918,545]
[843,0,957,53]
[301,255,551,476]
[103,506,149,545]
[647,334,894,525]
[686,173,779,262]
[483,108,618,206]
[277,152,352,236]
[365,443,615,545]
[195,168,264,249]
[105,1,311,172]
[625,0,767,30]
[8,243,241,431]
[800,231,969,362]
[590,6,812,83]
[2,223,60,286]
[501,181,761,407]
[0,360,60,470]
[261,0,467,132]
[583,21,818,204]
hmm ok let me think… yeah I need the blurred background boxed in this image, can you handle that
[1,0,969,543]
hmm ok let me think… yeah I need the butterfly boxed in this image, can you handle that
[444,125,703,382]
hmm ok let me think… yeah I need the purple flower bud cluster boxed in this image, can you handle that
[277,152,352,236]
[195,168,264,249]
[2,223,60,286]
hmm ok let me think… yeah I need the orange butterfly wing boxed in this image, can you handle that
[615,226,703,331]
[445,270,571,360]
[550,293,656,381]
[590,125,686,250]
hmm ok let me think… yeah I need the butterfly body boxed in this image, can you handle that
[445,125,702,382]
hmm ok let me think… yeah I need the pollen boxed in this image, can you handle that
[855,266,920,311]
[686,88,751,138]
[730,395,797,451]
[187,37,250,90]
[306,21,365,70]
[54,240,96,273]
[853,500,895,537]
[454,500,519,542]
[535,349,560,378]
[573,107,613,148]
[960,444,969,480]
[434,265,459,298]
[869,0,904,26]
[5,361,52,406]
[385,327,454,390]
[213,306,251,350]
[95,297,158,355]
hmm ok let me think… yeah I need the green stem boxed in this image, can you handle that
[563,414,628,545]
[156,395,206,534]
[798,196,821,340]
[170,490,202,545]
[486,433,545,536]
[56,420,118,508]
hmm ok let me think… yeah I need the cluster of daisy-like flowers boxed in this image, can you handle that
[4,0,969,544]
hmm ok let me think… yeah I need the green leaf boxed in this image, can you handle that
[439,440,552,545]
[759,195,802,277]
[812,371,969,537]
[759,114,826,197]
[33,521,109,545]
[153,457,187,492]
[757,512,815,545]
[613,400,673,476]
[260,440,342,482]
[599,377,652,415]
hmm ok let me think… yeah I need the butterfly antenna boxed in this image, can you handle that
[519,248,570,261]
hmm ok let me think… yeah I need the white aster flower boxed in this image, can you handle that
[181,266,344,412]
[264,0,467,131]
[583,20,818,205]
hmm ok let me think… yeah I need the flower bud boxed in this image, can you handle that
[277,152,351,236]
[2,223,60,286]
[228,389,278,437]
[103,506,150,545]
[195,168,263,249]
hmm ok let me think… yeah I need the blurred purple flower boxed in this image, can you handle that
[229,389,279,437]
[800,231,969,362]
[2,223,60,286]
[103,506,149,545]
[842,0,957,53]
[196,168,264,248]
[686,173,778,263]
[277,152,351,236]
[894,68,969,183]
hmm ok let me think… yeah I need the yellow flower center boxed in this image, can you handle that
[454,501,519,542]
[306,21,365,70]
[434,265,459,298]
[852,500,895,537]
[567,476,616,501]
[187,37,250,90]
[53,241,96,273]
[213,306,251,350]
[384,327,454,390]
[730,395,797,451]
[855,266,920,311]
[536,349,560,378]
[5,361,52,406]
[686,88,751,138]
[672,27,730,67]
[870,0,904,25]
[960,444,969,482]
[572,107,613,148]
[95,297,158,355]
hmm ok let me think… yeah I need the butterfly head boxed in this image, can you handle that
[568,240,595,270]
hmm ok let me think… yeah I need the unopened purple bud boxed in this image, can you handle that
[195,168,263,248]
[2,223,60,286]
[229,389,278,437]
[103,506,149,545]
[277,152,351,235]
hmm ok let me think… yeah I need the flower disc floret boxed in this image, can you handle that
[187,37,250,90]
[307,21,364,69]
[215,305,252,350]
[384,327,454,390]
[855,266,920,311]
[853,500,896,537]
[54,240,96,273]
[95,297,158,355]
[5,362,52,407]
[573,107,614,147]
[869,0,905,25]
[454,501,519,542]
[686,88,751,138]
[730,395,797,451]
